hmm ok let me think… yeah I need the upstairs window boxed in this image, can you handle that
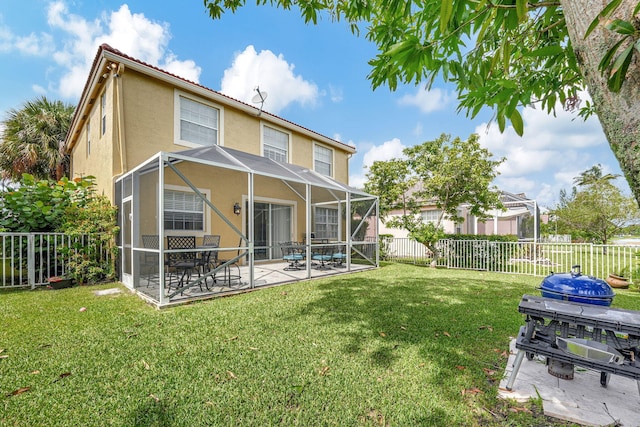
[177,95,219,146]
[263,125,289,162]
[314,144,333,177]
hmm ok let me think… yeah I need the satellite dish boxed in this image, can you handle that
[252,86,268,116]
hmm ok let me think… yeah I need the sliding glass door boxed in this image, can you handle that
[252,202,293,260]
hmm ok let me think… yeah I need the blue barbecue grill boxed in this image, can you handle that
[538,265,615,306]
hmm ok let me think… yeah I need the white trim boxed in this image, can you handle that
[260,122,291,163]
[173,89,224,148]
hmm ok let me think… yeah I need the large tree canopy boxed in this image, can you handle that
[204,0,640,205]
[365,133,504,266]
[551,165,639,244]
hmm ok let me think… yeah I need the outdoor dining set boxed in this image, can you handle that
[279,241,347,271]
[141,235,349,295]
[141,234,242,294]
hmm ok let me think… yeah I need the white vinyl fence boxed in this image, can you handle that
[0,233,112,289]
[383,237,640,282]
[4,233,639,289]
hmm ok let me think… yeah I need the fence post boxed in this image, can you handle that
[27,234,35,289]
[533,240,537,277]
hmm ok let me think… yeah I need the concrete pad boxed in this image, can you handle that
[93,288,121,296]
[499,339,640,427]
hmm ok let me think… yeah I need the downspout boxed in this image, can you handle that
[112,63,127,180]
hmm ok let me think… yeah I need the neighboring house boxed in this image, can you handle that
[378,190,539,241]
[64,44,378,305]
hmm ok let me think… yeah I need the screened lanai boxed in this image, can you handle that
[115,145,379,307]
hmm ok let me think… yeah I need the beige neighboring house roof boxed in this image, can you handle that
[401,186,536,216]
[65,44,356,155]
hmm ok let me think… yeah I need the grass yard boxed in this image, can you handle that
[2,263,640,426]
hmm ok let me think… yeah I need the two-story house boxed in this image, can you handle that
[64,44,378,306]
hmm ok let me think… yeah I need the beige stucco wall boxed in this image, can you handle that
[70,77,116,199]
[72,66,353,200]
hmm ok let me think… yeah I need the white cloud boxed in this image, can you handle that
[32,84,47,95]
[44,1,200,99]
[328,84,343,103]
[362,138,406,168]
[349,138,407,189]
[220,45,319,115]
[161,54,201,83]
[0,21,53,56]
[475,92,618,207]
[398,85,451,114]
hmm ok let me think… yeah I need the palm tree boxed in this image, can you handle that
[573,164,620,187]
[0,96,75,182]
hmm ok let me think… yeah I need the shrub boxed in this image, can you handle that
[58,195,119,284]
[0,174,95,232]
[0,174,119,284]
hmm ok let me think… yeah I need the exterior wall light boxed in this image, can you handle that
[233,202,241,215]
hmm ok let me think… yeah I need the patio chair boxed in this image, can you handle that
[198,235,220,289]
[213,237,243,288]
[280,242,304,271]
[312,243,332,270]
[202,234,220,248]
[166,235,202,292]
[331,246,347,268]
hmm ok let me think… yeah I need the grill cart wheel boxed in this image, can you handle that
[600,372,611,387]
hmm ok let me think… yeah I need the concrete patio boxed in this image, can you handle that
[499,339,640,426]
[135,260,374,307]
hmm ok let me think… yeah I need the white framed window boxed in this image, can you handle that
[421,209,442,224]
[164,187,209,232]
[262,124,290,162]
[315,207,338,239]
[174,91,220,147]
[314,144,333,177]
[100,92,106,136]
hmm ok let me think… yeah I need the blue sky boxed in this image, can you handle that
[0,0,630,208]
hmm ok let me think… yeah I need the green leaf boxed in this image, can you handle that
[608,44,634,92]
[515,0,528,23]
[605,19,636,35]
[510,109,524,136]
[439,1,453,33]
[524,45,563,57]
[585,0,623,38]
[497,113,506,133]
[598,38,626,73]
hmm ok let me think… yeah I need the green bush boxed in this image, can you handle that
[0,174,95,232]
[58,194,119,284]
[0,174,119,284]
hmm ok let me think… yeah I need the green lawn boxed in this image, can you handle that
[2,263,639,426]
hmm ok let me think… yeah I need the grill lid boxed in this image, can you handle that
[539,265,615,299]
